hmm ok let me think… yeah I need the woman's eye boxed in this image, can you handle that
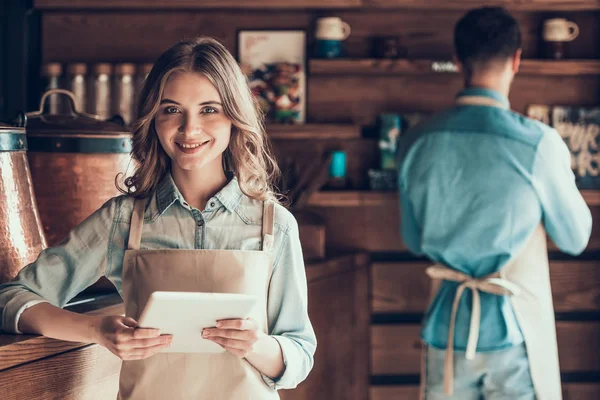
[201,106,218,114]
[164,106,180,114]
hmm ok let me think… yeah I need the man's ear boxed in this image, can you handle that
[512,49,522,74]
[452,55,463,73]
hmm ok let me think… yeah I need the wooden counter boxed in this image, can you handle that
[0,253,369,400]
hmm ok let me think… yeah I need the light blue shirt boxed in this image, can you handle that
[0,173,316,389]
[397,87,592,351]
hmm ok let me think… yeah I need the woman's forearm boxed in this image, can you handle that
[18,302,99,343]
[245,334,285,380]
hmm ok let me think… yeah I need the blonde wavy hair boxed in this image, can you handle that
[119,37,281,202]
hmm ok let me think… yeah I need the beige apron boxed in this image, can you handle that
[117,197,280,400]
[420,95,562,400]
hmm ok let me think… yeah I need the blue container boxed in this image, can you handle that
[329,150,347,178]
[315,39,343,59]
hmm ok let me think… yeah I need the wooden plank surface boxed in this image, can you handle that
[41,11,600,62]
[34,0,600,11]
[310,59,600,76]
[370,384,600,400]
[280,252,370,400]
[307,190,600,207]
[370,385,420,400]
[305,252,370,283]
[372,260,600,314]
[308,197,600,252]
[267,124,361,140]
[363,0,600,11]
[0,303,124,372]
[0,343,121,400]
[371,322,600,375]
[35,0,361,9]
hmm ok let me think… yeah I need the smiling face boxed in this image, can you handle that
[154,71,232,175]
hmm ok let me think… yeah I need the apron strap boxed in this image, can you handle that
[128,198,147,250]
[425,265,521,396]
[261,200,275,252]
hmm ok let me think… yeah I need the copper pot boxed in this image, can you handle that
[0,118,47,284]
[26,89,133,247]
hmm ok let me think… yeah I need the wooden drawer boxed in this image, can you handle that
[369,384,600,400]
[371,322,600,375]
[372,260,600,314]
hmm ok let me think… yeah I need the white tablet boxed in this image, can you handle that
[137,291,258,354]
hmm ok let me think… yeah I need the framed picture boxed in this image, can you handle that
[237,29,307,124]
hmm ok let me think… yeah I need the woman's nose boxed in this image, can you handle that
[179,113,202,136]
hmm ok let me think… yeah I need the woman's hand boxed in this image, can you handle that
[92,315,173,360]
[202,318,263,358]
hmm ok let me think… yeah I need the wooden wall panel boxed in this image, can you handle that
[41,11,600,62]
[309,74,600,123]
[306,199,406,252]
[272,139,379,191]
[370,385,420,400]
[549,206,600,251]
[280,254,370,400]
[563,383,600,400]
[372,260,600,314]
[308,203,600,254]
[371,322,600,375]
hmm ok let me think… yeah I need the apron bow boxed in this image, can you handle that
[425,264,522,395]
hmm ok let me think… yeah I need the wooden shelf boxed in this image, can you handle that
[34,0,600,10]
[267,124,361,140]
[307,190,600,207]
[33,0,362,9]
[310,59,600,76]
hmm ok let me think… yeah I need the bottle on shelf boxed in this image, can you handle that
[133,63,154,120]
[113,63,136,125]
[66,63,87,113]
[326,150,349,190]
[89,63,113,120]
[41,62,63,114]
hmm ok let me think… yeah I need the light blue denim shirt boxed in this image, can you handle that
[398,87,592,351]
[0,173,316,390]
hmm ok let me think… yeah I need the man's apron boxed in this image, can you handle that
[117,197,280,400]
[419,95,562,400]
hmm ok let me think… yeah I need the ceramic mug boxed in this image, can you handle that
[315,17,351,41]
[543,18,579,42]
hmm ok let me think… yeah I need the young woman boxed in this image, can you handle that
[0,37,316,399]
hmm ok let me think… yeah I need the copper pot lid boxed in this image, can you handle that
[24,89,130,137]
[24,89,132,153]
[0,116,27,151]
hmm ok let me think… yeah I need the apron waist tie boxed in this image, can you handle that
[425,265,522,396]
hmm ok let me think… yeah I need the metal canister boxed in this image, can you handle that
[25,89,133,247]
[0,118,47,284]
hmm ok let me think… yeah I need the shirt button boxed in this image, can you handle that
[197,220,204,227]
[209,201,216,208]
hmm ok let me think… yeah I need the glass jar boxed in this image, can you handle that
[66,63,87,113]
[41,63,63,114]
[113,63,136,124]
[89,63,112,120]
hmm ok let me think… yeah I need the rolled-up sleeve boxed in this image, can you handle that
[0,197,121,333]
[532,128,592,255]
[263,215,316,390]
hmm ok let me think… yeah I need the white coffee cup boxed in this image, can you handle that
[315,17,351,41]
[543,18,579,42]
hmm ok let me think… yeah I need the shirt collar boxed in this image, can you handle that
[456,87,510,108]
[155,171,243,215]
